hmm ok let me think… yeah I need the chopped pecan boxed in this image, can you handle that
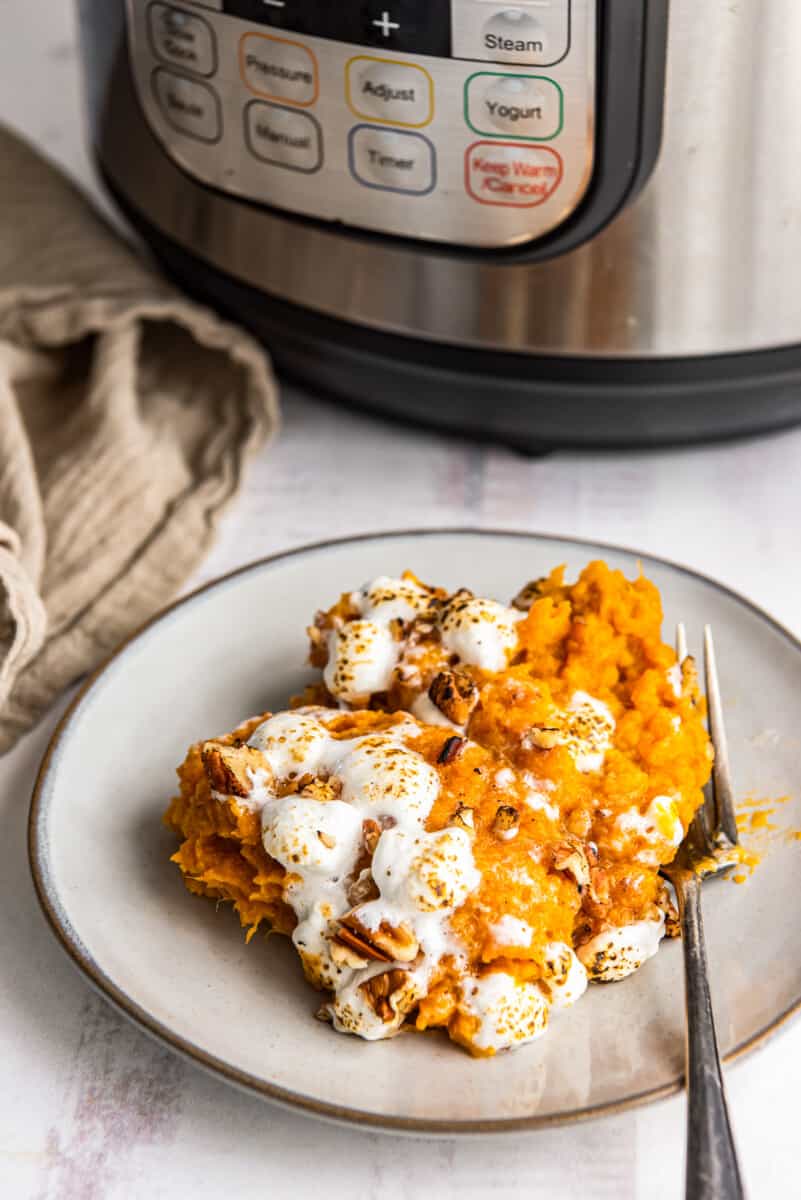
[317,830,337,850]
[528,725,564,751]
[301,776,342,803]
[201,741,269,798]
[330,939,370,969]
[438,735,467,765]
[681,654,700,704]
[450,803,476,838]
[552,837,591,891]
[428,669,479,726]
[588,865,610,905]
[362,819,382,857]
[493,804,520,841]
[358,969,413,1022]
[307,612,330,668]
[511,577,548,611]
[334,910,419,964]
[347,868,380,908]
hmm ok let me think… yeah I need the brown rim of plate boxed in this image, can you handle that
[27,527,801,1137]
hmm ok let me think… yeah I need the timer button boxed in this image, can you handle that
[465,72,563,140]
[239,32,319,107]
[349,126,436,195]
[148,4,217,77]
[346,57,434,129]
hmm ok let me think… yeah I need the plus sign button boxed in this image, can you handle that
[359,2,451,56]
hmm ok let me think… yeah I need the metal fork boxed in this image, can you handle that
[661,625,745,1200]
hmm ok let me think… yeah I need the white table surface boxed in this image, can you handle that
[2,4,800,1198]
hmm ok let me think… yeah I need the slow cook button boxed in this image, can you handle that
[349,126,436,195]
[245,101,323,173]
[465,141,562,206]
[346,57,434,128]
[239,33,319,107]
[466,72,563,140]
[152,68,222,141]
[147,4,217,77]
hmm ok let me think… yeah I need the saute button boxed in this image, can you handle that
[152,68,222,141]
[465,73,562,140]
[240,32,319,107]
[148,4,217,77]
[245,101,323,172]
[346,57,434,128]
[349,126,436,195]
[465,141,562,206]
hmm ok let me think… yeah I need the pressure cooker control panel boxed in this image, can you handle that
[125,1,597,248]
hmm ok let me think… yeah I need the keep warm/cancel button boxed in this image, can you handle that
[465,141,562,207]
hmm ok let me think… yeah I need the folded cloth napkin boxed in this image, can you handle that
[0,126,280,752]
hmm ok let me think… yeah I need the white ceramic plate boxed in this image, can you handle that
[30,530,801,1135]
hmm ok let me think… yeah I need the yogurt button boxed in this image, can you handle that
[347,58,434,128]
[467,73,562,140]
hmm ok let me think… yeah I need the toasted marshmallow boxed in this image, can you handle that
[262,797,363,876]
[439,596,521,672]
[324,620,399,704]
[372,827,481,914]
[354,576,433,624]
[458,972,550,1053]
[339,740,439,830]
[615,795,684,865]
[578,915,665,982]
[248,710,331,781]
[538,942,588,1009]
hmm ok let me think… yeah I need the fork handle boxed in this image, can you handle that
[677,872,745,1199]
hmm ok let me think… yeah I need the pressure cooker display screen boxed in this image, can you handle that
[126,0,597,249]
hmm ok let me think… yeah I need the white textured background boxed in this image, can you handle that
[1,3,801,1197]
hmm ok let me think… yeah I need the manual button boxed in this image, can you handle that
[148,4,217,77]
[349,125,436,195]
[152,68,221,141]
[245,101,322,173]
[346,56,434,128]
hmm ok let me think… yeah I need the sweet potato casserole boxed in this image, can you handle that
[165,562,713,1056]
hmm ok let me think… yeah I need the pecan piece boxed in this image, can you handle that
[511,577,548,611]
[493,805,520,841]
[301,776,342,803]
[552,837,591,891]
[334,910,419,964]
[528,725,564,751]
[347,868,380,908]
[201,741,269,799]
[428,669,479,726]
[450,803,476,838]
[359,969,413,1022]
[362,818,382,857]
[438,735,467,765]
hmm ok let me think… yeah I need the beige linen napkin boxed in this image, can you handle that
[0,126,280,752]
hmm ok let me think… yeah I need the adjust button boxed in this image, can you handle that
[346,57,434,128]
[349,125,436,195]
[152,68,222,141]
[465,72,563,140]
[465,141,563,206]
[239,32,319,107]
[148,3,217,77]
[245,101,323,172]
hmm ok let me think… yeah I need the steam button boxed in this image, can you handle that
[148,4,217,77]
[452,3,569,66]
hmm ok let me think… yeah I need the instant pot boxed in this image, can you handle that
[78,2,801,446]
